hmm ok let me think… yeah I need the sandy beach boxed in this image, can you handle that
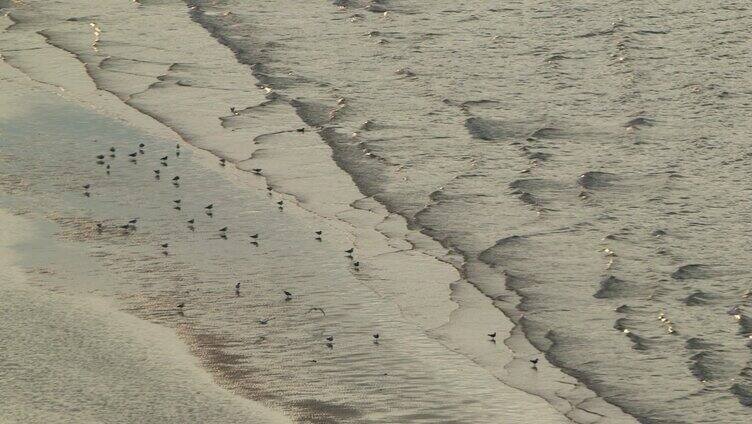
[3,1,750,423]
[0,4,589,421]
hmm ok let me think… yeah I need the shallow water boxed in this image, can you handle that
[2,0,751,423]
[180,1,752,422]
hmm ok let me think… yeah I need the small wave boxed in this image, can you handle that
[625,331,649,351]
[613,317,629,331]
[729,383,752,407]
[477,236,526,266]
[577,171,616,189]
[459,99,500,110]
[634,29,670,35]
[683,290,711,306]
[670,264,710,280]
[465,117,513,141]
[365,5,388,14]
[736,314,752,336]
[509,178,547,191]
[576,28,615,38]
[526,151,551,161]
[289,99,333,127]
[517,191,539,206]
[528,127,562,139]
[623,117,654,128]
[593,275,626,299]
[685,337,712,350]
[688,351,717,382]
[615,304,631,313]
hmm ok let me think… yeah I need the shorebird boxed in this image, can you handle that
[219,227,228,232]
[488,332,496,341]
[372,334,380,343]
[284,290,292,300]
[235,282,241,290]
[276,200,284,206]
[345,248,354,254]
[219,158,226,166]
[230,106,238,115]
[96,223,103,231]
[109,147,116,152]
[325,342,334,349]
[128,152,137,158]
[258,318,274,325]
[176,143,180,149]
[96,154,105,160]
[250,233,259,239]
[128,218,138,225]
[139,143,145,148]
[252,168,262,175]
[160,156,168,161]
[530,358,539,366]
[326,336,334,342]
[266,186,272,192]
[187,219,194,224]
[160,243,169,248]
[296,127,305,133]
[205,204,213,210]
[353,261,360,269]
[172,176,180,182]
[105,164,110,174]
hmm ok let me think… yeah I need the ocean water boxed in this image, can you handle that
[1,0,751,423]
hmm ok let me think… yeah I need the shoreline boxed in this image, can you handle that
[184,2,640,423]
[0,0,640,422]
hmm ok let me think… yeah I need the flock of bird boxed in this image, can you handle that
[84,140,378,349]
[84,139,540,363]
[84,139,543,362]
